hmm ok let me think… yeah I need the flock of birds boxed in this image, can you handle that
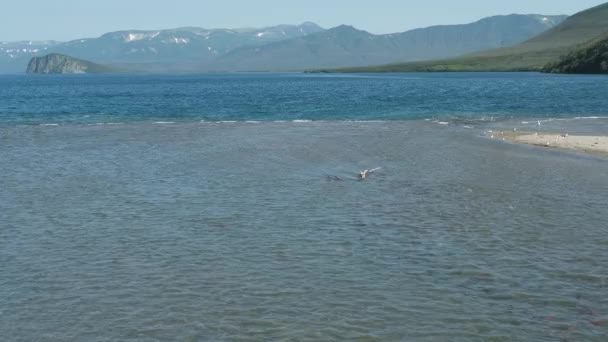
[488,120,570,147]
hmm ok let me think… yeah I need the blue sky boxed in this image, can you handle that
[3,0,606,41]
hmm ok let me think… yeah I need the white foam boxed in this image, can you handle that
[574,116,604,120]
[345,120,386,123]
[438,122,449,125]
[245,121,260,124]
[85,122,122,126]
[292,120,312,123]
[39,123,59,126]
[153,121,175,124]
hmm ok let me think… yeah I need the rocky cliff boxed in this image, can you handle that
[26,54,115,74]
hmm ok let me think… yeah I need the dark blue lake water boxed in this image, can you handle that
[1,73,608,341]
[1,72,608,125]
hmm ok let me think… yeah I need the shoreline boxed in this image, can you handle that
[486,130,608,157]
[2,115,606,127]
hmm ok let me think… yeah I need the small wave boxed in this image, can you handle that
[39,123,59,126]
[245,121,260,124]
[574,116,606,120]
[84,122,123,126]
[292,120,312,123]
[438,121,449,125]
[345,120,386,123]
[153,121,175,124]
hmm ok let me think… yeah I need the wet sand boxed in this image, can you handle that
[486,130,608,157]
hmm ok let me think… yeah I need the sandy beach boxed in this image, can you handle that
[487,130,608,157]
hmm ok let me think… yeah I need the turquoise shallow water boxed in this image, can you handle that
[1,74,608,341]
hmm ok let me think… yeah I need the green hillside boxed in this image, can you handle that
[542,32,608,73]
[325,2,608,72]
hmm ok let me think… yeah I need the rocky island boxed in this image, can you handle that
[26,54,117,74]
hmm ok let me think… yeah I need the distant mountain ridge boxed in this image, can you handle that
[2,22,324,73]
[57,22,324,70]
[331,2,608,72]
[218,14,567,71]
[3,14,567,73]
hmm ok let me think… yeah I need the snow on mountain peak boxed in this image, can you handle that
[125,32,160,43]
[126,33,145,42]
[162,37,191,44]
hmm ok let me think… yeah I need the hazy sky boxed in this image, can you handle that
[3,0,606,41]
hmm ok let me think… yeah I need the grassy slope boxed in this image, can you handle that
[324,2,608,72]
[81,60,121,73]
[65,55,124,73]
[542,32,608,73]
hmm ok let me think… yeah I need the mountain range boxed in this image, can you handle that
[216,14,567,71]
[332,2,608,72]
[1,22,324,73]
[3,14,566,73]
